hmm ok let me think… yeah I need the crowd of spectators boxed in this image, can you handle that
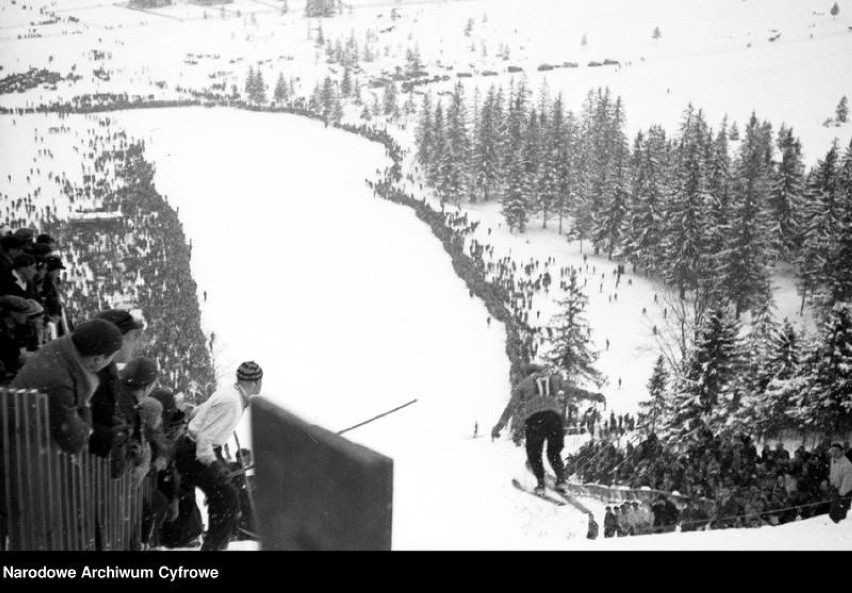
[568,430,852,533]
[0,123,243,550]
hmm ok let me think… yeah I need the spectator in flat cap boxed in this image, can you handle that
[175,361,263,551]
[11,319,124,453]
[0,295,33,382]
[35,233,58,251]
[40,256,65,329]
[121,357,172,485]
[0,253,38,300]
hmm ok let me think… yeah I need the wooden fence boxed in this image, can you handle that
[1,388,143,551]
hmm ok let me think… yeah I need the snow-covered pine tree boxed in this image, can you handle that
[662,305,746,443]
[718,112,775,317]
[639,354,669,434]
[749,317,803,437]
[320,76,338,121]
[622,125,669,274]
[244,65,256,100]
[250,69,267,104]
[826,138,852,305]
[702,120,732,294]
[427,101,445,187]
[595,96,630,259]
[415,92,434,172]
[838,96,849,123]
[501,81,529,231]
[382,81,398,117]
[442,81,471,202]
[544,268,604,387]
[770,125,805,257]
[273,72,289,104]
[537,94,562,229]
[502,143,528,231]
[796,141,840,312]
[792,302,852,437]
[471,85,502,202]
[661,104,710,298]
[522,108,542,223]
[340,65,353,97]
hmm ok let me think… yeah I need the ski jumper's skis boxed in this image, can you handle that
[511,478,567,506]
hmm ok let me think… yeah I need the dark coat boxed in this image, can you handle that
[89,362,139,460]
[10,334,99,453]
[0,272,35,301]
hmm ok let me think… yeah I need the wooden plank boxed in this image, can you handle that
[11,390,26,549]
[94,457,104,551]
[67,456,77,551]
[34,392,55,549]
[81,454,91,550]
[22,393,45,550]
[0,389,10,551]
[59,455,69,550]
[118,472,126,550]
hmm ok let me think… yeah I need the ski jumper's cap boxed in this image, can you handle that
[97,308,144,335]
[71,319,124,358]
[121,357,159,388]
[237,361,263,382]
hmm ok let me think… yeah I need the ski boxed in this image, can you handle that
[523,462,593,514]
[541,474,593,514]
[511,478,567,506]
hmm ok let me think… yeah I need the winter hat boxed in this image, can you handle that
[24,242,53,261]
[12,253,36,269]
[12,228,34,244]
[36,233,57,246]
[97,308,144,335]
[1,235,27,251]
[149,387,177,414]
[121,357,159,388]
[44,256,66,271]
[237,361,263,382]
[71,319,124,358]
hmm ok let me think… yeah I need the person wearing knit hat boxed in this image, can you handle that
[175,360,263,551]
[11,318,124,453]
[236,360,263,382]
[120,356,159,390]
[89,311,147,466]
[0,253,38,300]
[97,308,144,364]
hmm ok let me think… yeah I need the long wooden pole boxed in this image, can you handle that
[337,398,418,436]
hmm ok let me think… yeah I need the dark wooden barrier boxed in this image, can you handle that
[252,397,394,550]
[0,388,142,551]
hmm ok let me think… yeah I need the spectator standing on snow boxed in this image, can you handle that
[828,443,852,523]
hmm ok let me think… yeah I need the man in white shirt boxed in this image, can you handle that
[829,443,852,523]
[175,361,263,551]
